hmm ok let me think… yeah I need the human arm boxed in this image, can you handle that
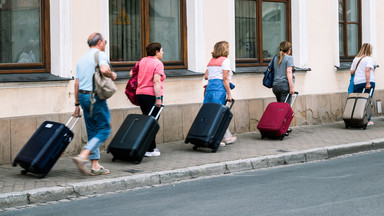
[73,79,81,117]
[153,74,162,107]
[223,70,232,102]
[204,69,208,80]
[287,66,295,95]
[365,67,371,89]
[100,65,117,80]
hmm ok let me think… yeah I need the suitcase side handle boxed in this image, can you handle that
[149,105,164,121]
[284,92,299,108]
[66,116,81,131]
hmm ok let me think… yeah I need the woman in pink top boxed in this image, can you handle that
[130,42,166,157]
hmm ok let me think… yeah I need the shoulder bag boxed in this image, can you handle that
[263,56,276,88]
[93,51,117,100]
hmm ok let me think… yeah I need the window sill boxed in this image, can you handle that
[0,73,72,83]
[115,69,203,79]
[335,62,380,70]
[234,66,311,74]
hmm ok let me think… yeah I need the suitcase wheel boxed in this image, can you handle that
[112,157,117,162]
[345,124,349,129]
[362,124,367,130]
[134,160,140,164]
[211,148,218,153]
[279,135,285,141]
[21,170,28,175]
[192,146,198,151]
[38,174,46,179]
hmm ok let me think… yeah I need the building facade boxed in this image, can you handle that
[0,0,383,165]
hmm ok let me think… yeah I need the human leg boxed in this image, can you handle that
[74,94,111,175]
[137,95,161,155]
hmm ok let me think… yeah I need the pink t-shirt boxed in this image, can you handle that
[136,56,166,96]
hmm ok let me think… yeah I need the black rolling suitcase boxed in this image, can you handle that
[12,116,80,178]
[107,105,163,164]
[185,100,234,153]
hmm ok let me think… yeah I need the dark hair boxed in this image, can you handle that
[88,33,103,47]
[146,42,162,56]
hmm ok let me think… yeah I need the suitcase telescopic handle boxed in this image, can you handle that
[149,105,164,121]
[284,92,299,108]
[66,116,81,131]
[226,99,235,110]
[362,88,374,97]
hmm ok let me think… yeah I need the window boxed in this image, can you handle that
[109,0,187,71]
[235,0,291,66]
[0,0,50,74]
[339,0,361,60]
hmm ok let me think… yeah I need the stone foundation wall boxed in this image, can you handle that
[1,91,383,165]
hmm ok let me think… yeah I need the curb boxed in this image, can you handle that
[1,139,384,209]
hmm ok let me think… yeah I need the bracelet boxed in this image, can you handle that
[75,103,80,106]
[155,96,162,100]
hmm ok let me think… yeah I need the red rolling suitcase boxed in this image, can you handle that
[107,105,163,164]
[257,93,298,140]
[12,116,80,178]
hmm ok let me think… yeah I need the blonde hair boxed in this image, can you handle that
[211,41,229,58]
[278,41,291,66]
[356,43,373,57]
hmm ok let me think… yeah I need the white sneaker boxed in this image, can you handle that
[223,136,237,144]
[145,150,161,157]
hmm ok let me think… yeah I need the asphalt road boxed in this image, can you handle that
[3,150,384,216]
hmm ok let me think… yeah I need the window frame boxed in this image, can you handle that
[0,0,50,74]
[339,0,362,61]
[110,0,187,71]
[235,0,291,67]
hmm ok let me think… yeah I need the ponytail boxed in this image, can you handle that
[277,41,291,66]
[278,51,285,66]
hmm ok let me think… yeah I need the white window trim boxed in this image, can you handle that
[100,0,110,59]
[291,0,308,68]
[362,0,377,62]
[187,0,206,73]
[50,0,72,78]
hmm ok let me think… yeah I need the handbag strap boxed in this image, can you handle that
[90,51,101,117]
[354,56,365,71]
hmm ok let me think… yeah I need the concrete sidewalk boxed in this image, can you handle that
[1,118,384,209]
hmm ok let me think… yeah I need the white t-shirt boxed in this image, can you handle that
[207,58,232,80]
[350,56,375,85]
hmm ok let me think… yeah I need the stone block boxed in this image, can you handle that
[181,103,201,139]
[330,92,344,121]
[27,186,75,204]
[248,99,264,132]
[305,148,329,162]
[225,159,253,173]
[121,174,160,190]
[249,157,269,169]
[372,138,384,150]
[284,152,306,164]
[0,119,11,165]
[327,142,373,158]
[70,178,127,196]
[10,116,37,161]
[188,163,226,178]
[157,169,192,184]
[232,100,249,134]
[0,192,28,208]
[292,95,307,126]
[162,105,183,142]
[59,113,83,156]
